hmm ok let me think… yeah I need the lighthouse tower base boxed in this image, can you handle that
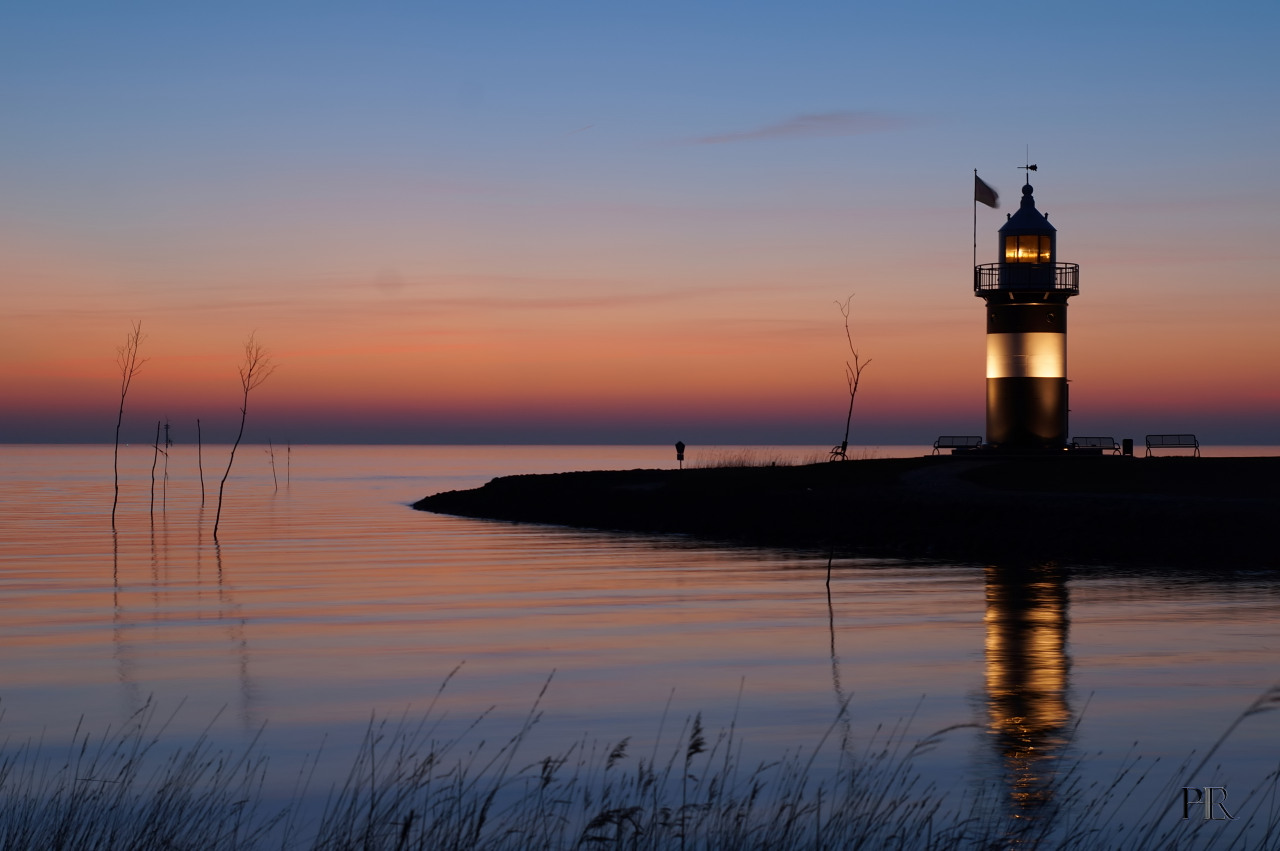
[986,377,1068,451]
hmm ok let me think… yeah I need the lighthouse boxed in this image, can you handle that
[974,181,1080,451]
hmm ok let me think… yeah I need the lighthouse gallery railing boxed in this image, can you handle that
[974,262,1079,295]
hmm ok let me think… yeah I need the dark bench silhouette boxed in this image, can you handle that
[1145,434,1200,457]
[1071,436,1120,453]
[933,435,983,455]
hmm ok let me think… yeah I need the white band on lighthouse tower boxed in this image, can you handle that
[986,332,1066,379]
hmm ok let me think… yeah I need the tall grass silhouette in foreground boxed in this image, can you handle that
[3,680,1279,850]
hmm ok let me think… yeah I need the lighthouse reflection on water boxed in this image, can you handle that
[984,562,1073,820]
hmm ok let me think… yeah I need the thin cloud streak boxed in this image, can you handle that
[688,110,912,145]
[8,279,819,325]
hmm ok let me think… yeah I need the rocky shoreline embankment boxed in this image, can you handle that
[413,455,1279,568]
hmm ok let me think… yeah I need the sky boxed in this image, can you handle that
[3,1,1278,445]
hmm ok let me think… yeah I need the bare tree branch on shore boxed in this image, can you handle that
[213,334,277,540]
[113,321,148,530]
[830,295,871,461]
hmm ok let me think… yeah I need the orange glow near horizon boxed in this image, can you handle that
[5,191,1279,443]
[7,274,1278,443]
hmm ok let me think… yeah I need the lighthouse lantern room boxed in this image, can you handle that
[974,182,1080,451]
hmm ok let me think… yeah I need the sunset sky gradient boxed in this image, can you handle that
[3,1,1278,444]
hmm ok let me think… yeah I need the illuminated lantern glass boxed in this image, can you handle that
[1004,234,1051,263]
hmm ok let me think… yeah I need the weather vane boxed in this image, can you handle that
[1019,145,1037,179]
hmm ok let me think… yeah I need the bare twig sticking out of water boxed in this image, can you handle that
[213,334,276,540]
[149,419,161,519]
[112,321,147,530]
[197,418,205,507]
[162,417,172,511]
[267,440,278,491]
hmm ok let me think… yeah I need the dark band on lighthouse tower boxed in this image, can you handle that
[974,182,1080,451]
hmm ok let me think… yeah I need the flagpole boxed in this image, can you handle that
[972,172,999,272]
[973,169,978,271]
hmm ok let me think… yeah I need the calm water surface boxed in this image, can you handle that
[3,443,1280,838]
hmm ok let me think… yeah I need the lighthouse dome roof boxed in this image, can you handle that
[998,183,1055,236]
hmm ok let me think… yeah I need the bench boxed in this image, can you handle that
[933,435,983,455]
[1145,434,1200,457]
[1071,436,1120,454]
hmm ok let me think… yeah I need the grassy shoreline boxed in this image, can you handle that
[4,683,1279,850]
